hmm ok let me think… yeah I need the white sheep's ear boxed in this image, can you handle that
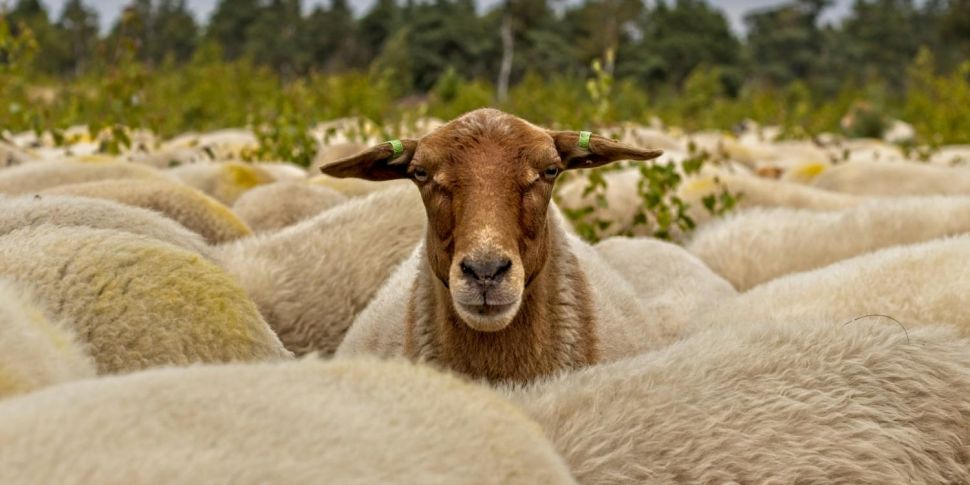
[549,131,663,170]
[320,139,418,181]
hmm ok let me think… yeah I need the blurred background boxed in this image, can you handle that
[0,0,968,163]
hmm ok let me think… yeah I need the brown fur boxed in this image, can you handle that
[323,108,661,382]
[404,214,599,382]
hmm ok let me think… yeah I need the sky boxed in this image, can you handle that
[38,0,852,36]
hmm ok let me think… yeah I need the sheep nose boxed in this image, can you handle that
[460,256,512,285]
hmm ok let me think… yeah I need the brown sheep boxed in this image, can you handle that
[324,108,697,383]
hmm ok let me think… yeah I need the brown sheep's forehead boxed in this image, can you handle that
[414,113,559,183]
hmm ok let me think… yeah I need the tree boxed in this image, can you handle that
[243,0,307,77]
[6,0,65,73]
[839,0,923,89]
[357,0,404,65]
[55,0,100,75]
[305,0,357,71]
[403,0,490,90]
[618,0,741,91]
[562,0,643,74]
[152,0,199,63]
[206,0,261,60]
[745,0,832,87]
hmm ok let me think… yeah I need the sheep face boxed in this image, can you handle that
[321,108,662,333]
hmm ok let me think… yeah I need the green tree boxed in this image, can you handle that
[243,0,307,77]
[745,0,832,87]
[403,0,490,90]
[5,0,65,73]
[839,0,924,89]
[55,0,99,75]
[357,0,403,65]
[618,0,741,91]
[305,0,357,72]
[206,0,261,60]
[152,0,199,63]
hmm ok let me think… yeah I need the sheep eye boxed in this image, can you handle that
[543,166,560,180]
[413,167,429,182]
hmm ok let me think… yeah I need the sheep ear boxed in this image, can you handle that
[550,131,663,170]
[320,139,418,181]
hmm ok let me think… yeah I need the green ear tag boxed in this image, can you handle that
[578,131,592,150]
[388,139,404,158]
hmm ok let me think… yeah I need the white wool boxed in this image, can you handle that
[689,196,970,290]
[43,179,253,244]
[594,236,736,334]
[0,194,213,258]
[813,160,970,196]
[508,317,970,484]
[0,279,96,399]
[216,185,426,356]
[0,225,290,374]
[0,358,576,485]
[689,236,970,336]
[0,160,168,195]
[232,181,347,233]
[556,166,862,238]
[168,161,276,204]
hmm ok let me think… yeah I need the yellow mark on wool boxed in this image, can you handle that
[682,177,718,195]
[76,154,119,164]
[225,164,269,190]
[792,161,828,181]
[195,190,253,237]
[23,305,70,351]
[0,369,24,397]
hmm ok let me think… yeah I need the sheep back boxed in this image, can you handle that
[0,225,291,373]
[0,357,576,485]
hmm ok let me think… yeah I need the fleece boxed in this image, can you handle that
[44,178,252,244]
[0,279,95,398]
[508,317,970,484]
[689,196,970,290]
[0,225,290,374]
[0,357,576,485]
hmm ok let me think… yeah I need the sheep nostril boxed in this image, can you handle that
[461,257,513,283]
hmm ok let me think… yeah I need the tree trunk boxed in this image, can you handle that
[497,14,514,103]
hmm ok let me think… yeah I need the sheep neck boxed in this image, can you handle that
[405,213,599,383]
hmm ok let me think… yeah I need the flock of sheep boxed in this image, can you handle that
[1,108,969,483]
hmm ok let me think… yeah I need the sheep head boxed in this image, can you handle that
[322,108,662,332]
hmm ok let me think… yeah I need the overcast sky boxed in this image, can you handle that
[38,0,852,36]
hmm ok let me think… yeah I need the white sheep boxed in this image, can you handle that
[593,236,736,332]
[43,178,252,244]
[813,159,970,196]
[678,168,865,224]
[309,173,411,197]
[215,185,426,356]
[253,162,307,181]
[231,181,347,233]
[330,109,689,382]
[168,161,276,205]
[555,166,862,238]
[0,225,291,374]
[929,145,970,167]
[689,236,970,336]
[0,279,96,398]
[0,194,213,258]
[0,357,576,485]
[0,141,39,167]
[507,316,970,484]
[689,196,970,290]
[159,128,259,161]
[0,160,168,195]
